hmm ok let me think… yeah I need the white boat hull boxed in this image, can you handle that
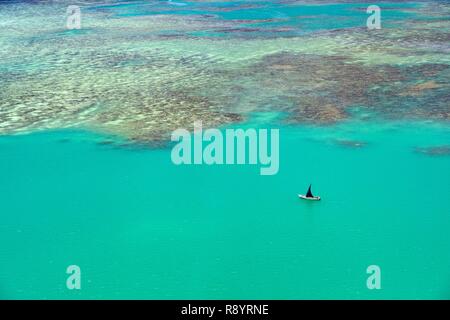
[298,195,321,201]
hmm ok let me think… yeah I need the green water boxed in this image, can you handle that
[1,120,449,299]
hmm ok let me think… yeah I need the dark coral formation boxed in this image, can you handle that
[414,145,450,157]
[334,139,367,148]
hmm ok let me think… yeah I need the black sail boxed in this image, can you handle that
[306,184,314,198]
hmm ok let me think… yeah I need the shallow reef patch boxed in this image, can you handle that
[414,145,450,157]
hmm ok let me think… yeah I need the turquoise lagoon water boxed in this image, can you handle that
[0,0,450,299]
[1,121,449,299]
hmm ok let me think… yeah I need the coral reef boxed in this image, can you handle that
[414,145,450,156]
[0,0,449,143]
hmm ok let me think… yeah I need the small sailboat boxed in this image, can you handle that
[299,184,321,201]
